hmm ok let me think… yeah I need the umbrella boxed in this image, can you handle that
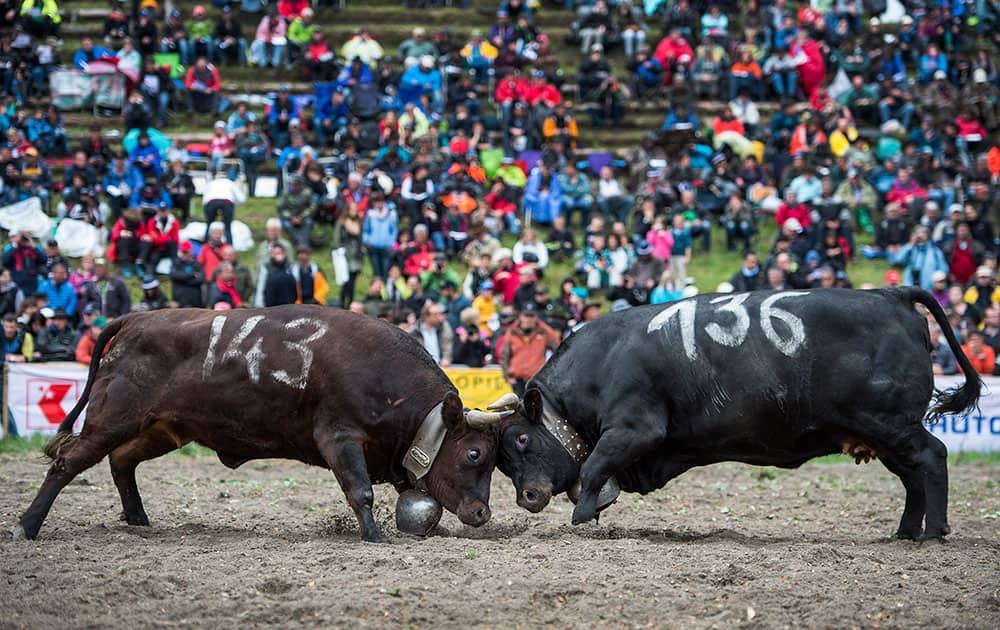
[123,127,172,153]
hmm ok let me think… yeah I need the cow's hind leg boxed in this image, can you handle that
[867,422,949,541]
[315,429,384,543]
[110,423,190,527]
[18,433,127,540]
[572,398,667,526]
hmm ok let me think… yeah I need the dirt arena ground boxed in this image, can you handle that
[1,453,998,629]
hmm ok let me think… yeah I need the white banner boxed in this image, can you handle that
[3,362,88,439]
[3,365,1000,452]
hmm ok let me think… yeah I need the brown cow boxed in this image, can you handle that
[16,306,509,542]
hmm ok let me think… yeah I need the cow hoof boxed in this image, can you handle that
[362,533,390,544]
[121,512,150,527]
[571,504,597,526]
[895,530,921,541]
[10,525,29,541]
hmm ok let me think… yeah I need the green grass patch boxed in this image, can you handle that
[0,433,50,454]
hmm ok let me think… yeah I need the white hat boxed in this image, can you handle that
[901,15,914,25]
[214,120,226,129]
[420,54,435,67]
[784,217,804,233]
[491,248,513,264]
[40,307,55,319]
[931,270,948,283]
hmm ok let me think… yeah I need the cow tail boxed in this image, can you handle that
[905,288,983,424]
[42,315,130,461]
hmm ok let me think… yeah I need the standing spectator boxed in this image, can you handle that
[500,303,559,395]
[291,246,329,305]
[0,268,24,317]
[523,162,562,226]
[3,232,45,295]
[81,259,132,319]
[183,56,222,115]
[333,202,364,308]
[961,330,995,375]
[212,246,255,306]
[74,317,106,365]
[35,308,75,361]
[3,312,33,368]
[170,241,205,308]
[261,244,298,307]
[255,218,293,282]
[278,175,317,249]
[559,163,593,230]
[362,193,399,280]
[411,302,454,367]
[208,262,242,309]
[202,172,245,246]
[889,226,949,290]
[19,0,61,39]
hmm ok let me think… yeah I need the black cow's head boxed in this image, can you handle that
[494,388,579,513]
[425,392,500,527]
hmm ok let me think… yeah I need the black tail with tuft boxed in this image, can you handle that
[41,316,130,460]
[902,288,983,423]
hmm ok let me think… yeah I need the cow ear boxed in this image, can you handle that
[523,387,543,424]
[441,391,464,431]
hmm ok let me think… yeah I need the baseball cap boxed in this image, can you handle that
[636,240,653,255]
[40,307,54,319]
[478,280,494,292]
[25,147,38,156]
[931,270,948,283]
[521,302,538,315]
[976,266,994,278]
[784,217,804,233]
[884,269,900,284]
[179,240,193,252]
[93,316,108,328]
[52,308,68,320]
[141,277,160,290]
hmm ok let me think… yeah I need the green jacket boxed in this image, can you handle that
[287,18,317,46]
[277,188,316,222]
[187,19,215,41]
[420,268,462,294]
[20,0,61,24]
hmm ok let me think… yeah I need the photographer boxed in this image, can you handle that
[2,231,45,295]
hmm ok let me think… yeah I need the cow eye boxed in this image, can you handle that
[467,449,481,463]
[516,433,529,449]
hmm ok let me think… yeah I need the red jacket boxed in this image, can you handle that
[653,36,694,68]
[775,202,811,229]
[141,214,179,251]
[184,63,221,92]
[278,0,309,20]
[494,76,529,103]
[524,82,561,107]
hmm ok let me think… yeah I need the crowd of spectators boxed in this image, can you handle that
[1,0,1000,392]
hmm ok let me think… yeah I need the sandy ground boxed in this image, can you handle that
[1,453,998,629]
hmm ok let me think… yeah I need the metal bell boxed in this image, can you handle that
[395,489,443,536]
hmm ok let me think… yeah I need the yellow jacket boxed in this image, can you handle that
[829,126,859,157]
[294,265,330,306]
[964,285,1000,307]
[460,41,498,62]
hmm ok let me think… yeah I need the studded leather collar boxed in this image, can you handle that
[402,402,445,485]
[540,400,590,465]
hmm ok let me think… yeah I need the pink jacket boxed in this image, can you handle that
[255,16,287,43]
[645,229,675,261]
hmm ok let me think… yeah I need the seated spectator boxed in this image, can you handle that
[614,0,647,59]
[728,49,763,100]
[523,162,562,226]
[582,234,612,290]
[38,262,76,317]
[214,5,246,66]
[513,229,549,274]
[135,276,169,311]
[134,8,158,57]
[184,56,222,115]
[186,5,216,63]
[460,29,497,83]
[19,0,61,39]
[250,7,287,68]
[160,8,192,65]
[653,28,694,83]
[341,28,384,69]
[207,121,233,174]
[942,223,985,286]
[596,166,633,223]
[399,55,443,113]
[660,102,699,132]
[2,312,32,366]
[929,324,958,376]
[763,46,797,99]
[138,57,174,129]
[889,225,948,290]
[124,91,154,132]
[577,0,612,54]
[730,251,764,292]
[542,102,579,149]
[209,262,243,309]
[723,194,755,253]
[35,308,74,361]
[75,316,107,365]
[286,7,316,66]
[170,241,205,308]
[627,47,663,97]
[399,27,438,66]
[139,206,180,275]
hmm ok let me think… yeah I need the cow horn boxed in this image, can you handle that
[486,393,521,411]
[464,409,514,428]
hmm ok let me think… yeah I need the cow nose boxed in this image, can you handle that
[518,486,551,513]
[524,489,539,503]
[461,504,491,527]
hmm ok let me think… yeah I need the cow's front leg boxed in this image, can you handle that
[316,431,385,543]
[572,420,665,525]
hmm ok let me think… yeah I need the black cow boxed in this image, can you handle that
[16,307,508,542]
[490,288,980,541]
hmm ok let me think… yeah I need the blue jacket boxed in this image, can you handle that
[128,143,163,177]
[314,97,349,123]
[362,208,399,249]
[336,64,374,90]
[398,66,442,107]
[26,117,54,143]
[661,110,699,132]
[523,168,562,224]
[889,241,949,290]
[103,166,141,197]
[129,188,172,209]
[73,46,113,71]
[38,278,78,316]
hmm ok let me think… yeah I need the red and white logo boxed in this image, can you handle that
[24,378,80,432]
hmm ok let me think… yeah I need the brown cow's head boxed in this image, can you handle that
[425,392,502,527]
